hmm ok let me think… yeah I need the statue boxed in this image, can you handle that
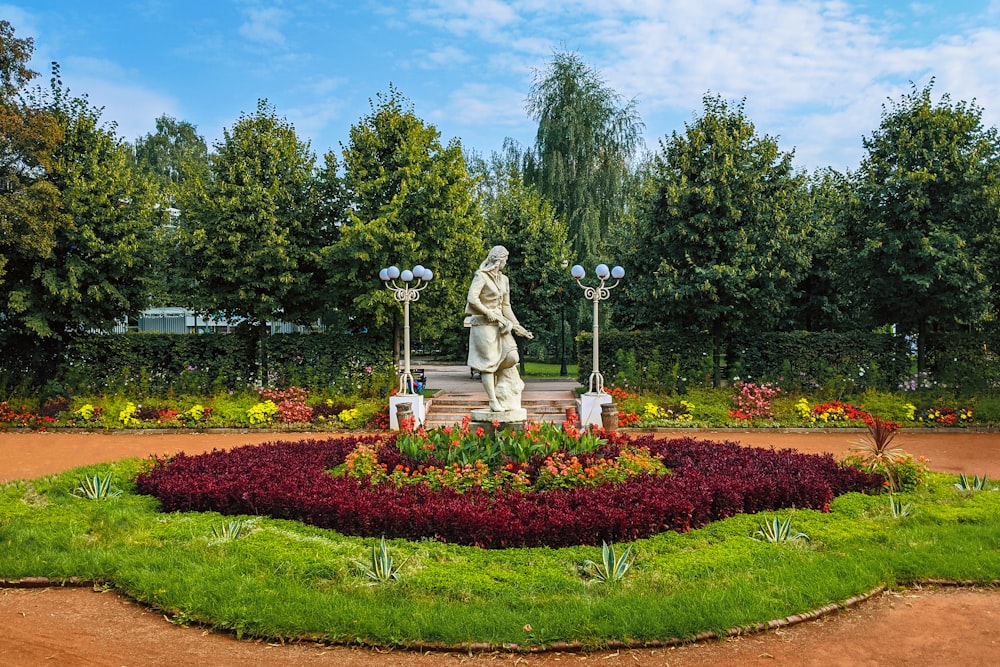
[466,245,534,413]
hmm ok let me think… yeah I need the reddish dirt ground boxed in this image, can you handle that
[1,428,998,667]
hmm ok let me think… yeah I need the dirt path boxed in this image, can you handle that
[1,429,998,666]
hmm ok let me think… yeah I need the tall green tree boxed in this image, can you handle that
[524,51,642,266]
[852,82,999,371]
[786,168,866,331]
[175,100,323,377]
[134,114,209,202]
[471,139,572,365]
[3,63,160,341]
[134,115,210,306]
[323,87,484,354]
[0,20,64,290]
[629,94,812,386]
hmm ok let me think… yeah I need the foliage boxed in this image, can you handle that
[841,416,930,492]
[524,50,642,265]
[627,93,812,386]
[582,541,634,583]
[471,140,572,364]
[734,330,912,394]
[3,459,1000,649]
[0,21,64,296]
[798,399,873,425]
[913,406,974,426]
[852,81,999,371]
[752,515,809,543]
[3,62,159,382]
[322,85,484,349]
[354,536,407,583]
[246,400,278,426]
[174,99,324,385]
[953,474,991,493]
[135,434,881,548]
[887,494,913,518]
[72,472,122,500]
[394,417,606,469]
[0,401,56,430]
[257,386,313,424]
[211,519,248,541]
[729,382,780,420]
[6,330,392,397]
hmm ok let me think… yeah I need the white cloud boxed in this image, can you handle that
[59,56,179,142]
[238,6,289,46]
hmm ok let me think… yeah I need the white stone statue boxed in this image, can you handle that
[465,245,534,413]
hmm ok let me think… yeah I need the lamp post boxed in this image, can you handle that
[559,259,569,377]
[559,302,568,377]
[571,263,625,426]
[379,264,433,394]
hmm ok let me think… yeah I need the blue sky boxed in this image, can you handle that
[5,1,1000,173]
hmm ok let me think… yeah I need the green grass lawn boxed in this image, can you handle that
[2,459,997,650]
[523,361,579,378]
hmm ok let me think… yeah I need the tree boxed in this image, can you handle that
[0,21,64,290]
[134,115,210,306]
[786,168,867,332]
[2,63,160,341]
[629,94,812,386]
[323,86,484,355]
[471,139,572,365]
[134,114,209,202]
[524,51,642,266]
[852,82,999,371]
[175,99,323,373]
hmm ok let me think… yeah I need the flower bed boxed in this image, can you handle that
[135,433,881,548]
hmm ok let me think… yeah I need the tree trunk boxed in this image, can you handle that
[917,318,927,375]
[258,321,269,387]
[712,319,723,389]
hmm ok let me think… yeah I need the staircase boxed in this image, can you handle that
[423,387,578,429]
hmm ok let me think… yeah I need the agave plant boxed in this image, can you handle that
[355,536,407,582]
[954,474,990,492]
[887,493,913,518]
[851,416,906,490]
[582,541,634,583]
[72,473,122,500]
[753,515,809,543]
[211,519,247,541]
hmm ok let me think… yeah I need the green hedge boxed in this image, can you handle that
[927,331,1000,395]
[575,329,714,393]
[578,329,913,394]
[734,331,912,394]
[12,331,392,398]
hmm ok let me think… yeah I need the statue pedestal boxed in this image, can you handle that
[390,394,425,430]
[470,408,527,435]
[577,392,612,427]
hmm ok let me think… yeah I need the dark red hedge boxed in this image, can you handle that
[134,434,881,548]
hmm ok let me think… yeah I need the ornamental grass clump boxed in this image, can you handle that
[849,416,908,490]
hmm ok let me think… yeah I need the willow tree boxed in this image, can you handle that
[471,139,572,366]
[524,51,642,266]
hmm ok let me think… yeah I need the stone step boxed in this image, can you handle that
[423,390,578,428]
